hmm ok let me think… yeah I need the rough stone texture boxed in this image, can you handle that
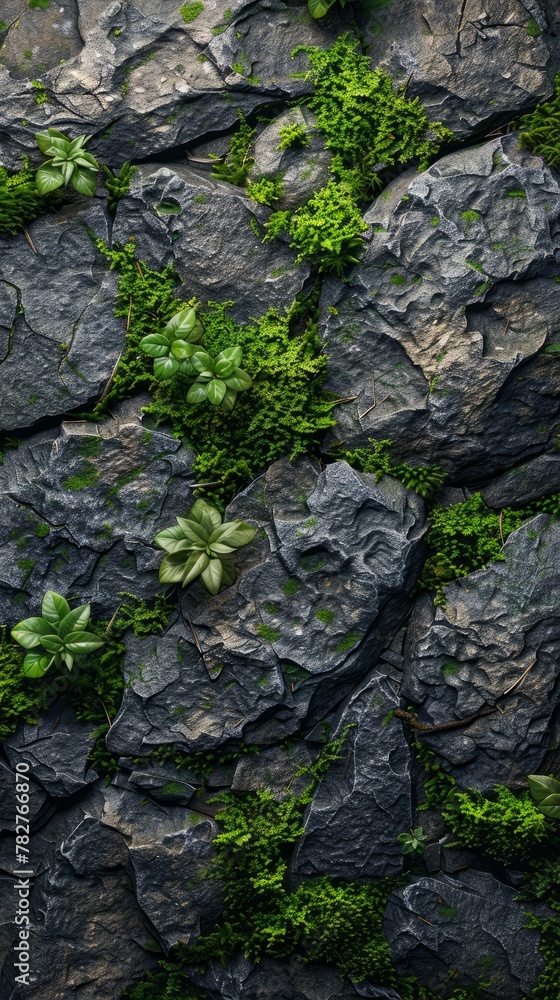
[0,396,195,623]
[401,515,560,790]
[360,0,560,138]
[232,741,316,799]
[0,200,122,432]
[106,458,425,756]
[248,107,333,211]
[481,452,560,507]
[294,671,412,880]
[113,757,197,806]
[384,868,547,997]
[0,760,46,834]
[320,134,560,481]
[3,702,98,798]
[112,163,310,322]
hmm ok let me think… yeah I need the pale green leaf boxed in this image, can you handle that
[42,591,70,624]
[200,557,223,595]
[11,617,55,649]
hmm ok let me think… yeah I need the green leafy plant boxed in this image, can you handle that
[519,72,560,168]
[397,826,428,855]
[211,110,255,186]
[442,785,551,865]
[140,306,204,380]
[0,158,64,236]
[277,123,310,150]
[0,627,46,740]
[102,162,136,212]
[247,176,283,206]
[154,499,256,594]
[11,591,104,678]
[335,438,446,498]
[528,775,560,820]
[34,128,100,196]
[186,345,252,410]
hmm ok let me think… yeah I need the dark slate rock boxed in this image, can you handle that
[112,163,310,323]
[360,0,560,139]
[293,671,412,880]
[0,200,122,431]
[401,516,560,790]
[0,760,46,834]
[384,868,546,997]
[106,457,425,755]
[248,107,333,210]
[0,397,195,622]
[320,135,560,481]
[481,452,560,508]
[3,702,98,798]
[188,952,386,1000]
[232,742,316,799]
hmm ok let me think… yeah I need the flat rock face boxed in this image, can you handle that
[0,398,195,622]
[248,107,333,211]
[294,671,412,879]
[360,0,560,138]
[320,135,560,480]
[3,703,98,797]
[112,164,310,322]
[106,457,425,755]
[384,869,546,997]
[0,200,122,431]
[401,516,560,790]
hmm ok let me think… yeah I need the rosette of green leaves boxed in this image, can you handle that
[11,591,104,678]
[528,774,560,820]
[397,827,428,855]
[34,129,100,196]
[140,307,204,380]
[154,499,256,595]
[307,0,345,17]
[187,345,252,411]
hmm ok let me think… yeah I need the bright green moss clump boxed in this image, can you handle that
[519,72,560,168]
[0,627,46,741]
[336,437,446,498]
[180,1,204,22]
[443,786,551,866]
[0,159,64,236]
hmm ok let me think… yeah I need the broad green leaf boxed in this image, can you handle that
[140,333,171,358]
[11,617,55,649]
[214,358,236,378]
[35,130,59,154]
[187,382,208,404]
[178,359,194,376]
[182,550,211,587]
[39,634,65,653]
[63,631,105,654]
[62,160,75,186]
[170,339,197,360]
[36,165,64,194]
[220,555,237,589]
[68,135,88,152]
[42,591,70,624]
[154,356,180,380]
[220,388,237,412]
[217,346,243,367]
[164,308,197,339]
[190,352,215,375]
[190,500,222,531]
[159,552,192,584]
[528,774,560,804]
[224,367,252,391]
[154,525,196,553]
[307,0,335,16]
[207,378,227,406]
[74,152,99,169]
[176,516,209,545]
[47,136,71,155]
[209,521,256,551]
[22,651,53,678]
[61,650,74,670]
[71,168,98,196]
[58,604,91,638]
[200,557,223,595]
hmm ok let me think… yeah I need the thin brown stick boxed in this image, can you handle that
[233,718,245,727]
[98,352,123,404]
[499,509,505,547]
[359,393,390,420]
[23,226,37,254]
[105,604,122,633]
[190,480,223,489]
[333,394,361,405]
[126,295,132,331]
[187,618,203,655]
[101,701,112,728]
[343,749,352,778]
[501,658,537,698]
[417,915,435,927]
[503,319,510,337]
[135,261,143,277]
[48,713,63,733]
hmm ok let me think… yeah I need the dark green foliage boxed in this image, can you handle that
[132,742,258,780]
[519,72,560,167]
[412,738,457,810]
[442,786,552,866]
[294,35,453,198]
[64,625,125,725]
[336,438,446,498]
[517,859,560,999]
[103,162,136,212]
[121,959,207,999]
[0,159,64,236]
[418,491,560,603]
[0,627,46,741]
[211,110,255,186]
[112,593,174,638]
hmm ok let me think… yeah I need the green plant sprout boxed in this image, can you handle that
[11,591,104,678]
[187,345,252,410]
[102,162,136,212]
[140,307,204,380]
[154,499,256,594]
[34,129,100,196]
[397,826,428,855]
[277,123,310,150]
[528,775,560,819]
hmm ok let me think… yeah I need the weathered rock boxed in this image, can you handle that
[0,760,46,834]
[232,741,316,799]
[112,162,310,323]
[0,397,195,623]
[248,107,333,210]
[360,0,560,139]
[112,757,197,806]
[320,135,560,480]
[384,868,546,997]
[401,515,560,790]
[3,702,97,797]
[106,457,425,755]
[481,452,560,508]
[0,200,122,431]
[293,671,412,880]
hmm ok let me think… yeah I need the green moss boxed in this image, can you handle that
[63,463,100,491]
[431,215,440,226]
[315,608,335,624]
[247,175,283,206]
[283,579,301,597]
[180,1,204,22]
[31,80,48,105]
[103,163,136,213]
[0,158,64,236]
[527,18,541,36]
[16,558,34,581]
[113,593,174,638]
[106,467,143,503]
[465,259,484,272]
[506,189,527,197]
[34,522,50,538]
[79,435,101,458]
[277,123,310,150]
[442,786,551,866]
[0,627,46,741]
[519,74,560,168]
[29,0,50,8]
[336,437,446,498]
[390,273,406,285]
[210,110,255,186]
[257,624,280,642]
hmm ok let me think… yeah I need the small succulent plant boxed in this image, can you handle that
[11,591,104,678]
[528,774,560,820]
[154,499,256,595]
[34,129,100,196]
[397,827,429,855]
[187,346,252,411]
[140,307,204,380]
